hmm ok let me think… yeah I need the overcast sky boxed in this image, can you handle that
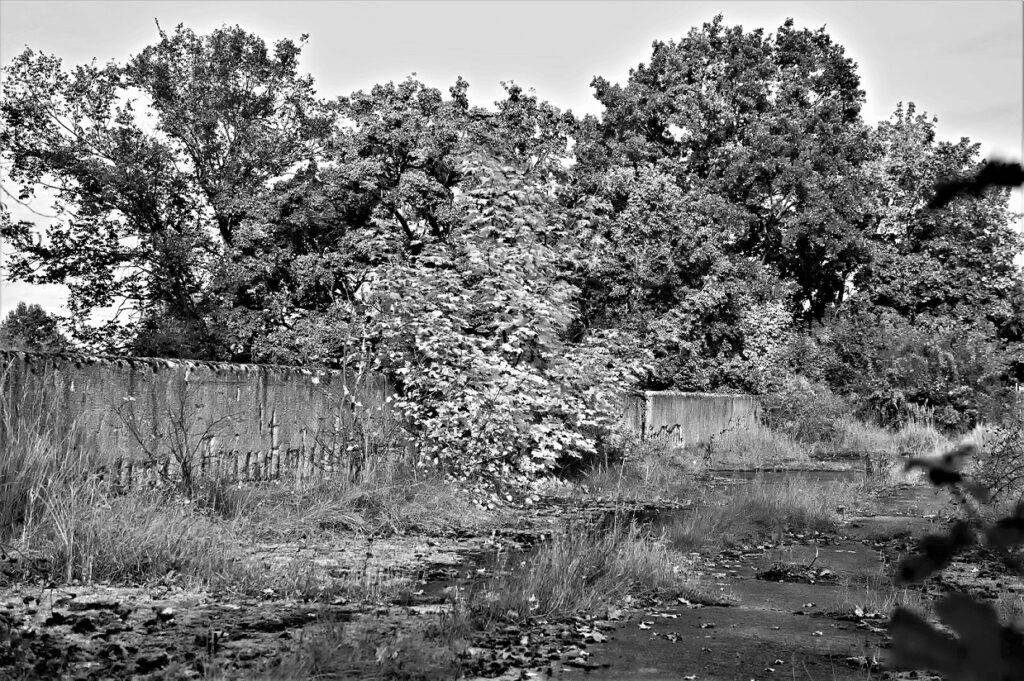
[1,0,1022,318]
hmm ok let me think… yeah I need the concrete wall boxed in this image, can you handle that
[1,351,764,484]
[0,350,400,485]
[623,391,762,448]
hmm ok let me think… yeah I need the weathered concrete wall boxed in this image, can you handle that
[622,391,762,448]
[0,350,399,483]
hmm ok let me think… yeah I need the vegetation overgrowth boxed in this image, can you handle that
[886,435,1024,679]
[465,520,701,624]
[2,11,1024,680]
[2,14,1022,490]
[664,476,854,552]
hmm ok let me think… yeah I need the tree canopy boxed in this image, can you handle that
[0,302,69,352]
[2,16,1021,479]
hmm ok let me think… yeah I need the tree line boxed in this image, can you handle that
[2,16,1021,484]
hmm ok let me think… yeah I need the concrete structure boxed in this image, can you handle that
[0,350,399,485]
[2,351,764,485]
[622,390,762,449]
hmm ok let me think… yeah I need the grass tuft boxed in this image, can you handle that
[666,476,854,552]
[467,519,699,624]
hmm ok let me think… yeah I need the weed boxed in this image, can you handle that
[26,485,244,585]
[0,356,99,541]
[840,572,929,618]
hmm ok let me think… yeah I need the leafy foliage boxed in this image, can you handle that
[0,302,69,352]
[759,376,849,444]
[1,23,333,356]
[579,15,875,324]
[888,442,1024,679]
[2,16,1022,484]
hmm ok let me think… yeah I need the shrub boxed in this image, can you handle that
[976,411,1024,504]
[760,376,850,444]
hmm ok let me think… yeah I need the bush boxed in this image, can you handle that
[820,311,1014,432]
[760,376,850,445]
[976,411,1024,504]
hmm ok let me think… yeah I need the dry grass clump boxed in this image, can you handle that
[468,520,699,624]
[212,475,506,542]
[840,572,929,617]
[703,426,809,468]
[575,436,699,501]
[0,359,99,540]
[666,476,856,552]
[893,420,949,457]
[24,488,244,585]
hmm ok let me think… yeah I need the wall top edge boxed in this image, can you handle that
[634,391,760,399]
[0,349,358,377]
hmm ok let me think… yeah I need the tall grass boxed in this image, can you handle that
[575,436,700,500]
[0,357,96,541]
[828,418,948,457]
[468,519,700,624]
[32,488,245,585]
[704,426,809,469]
[9,472,503,593]
[665,475,855,552]
[839,572,928,617]
[202,475,505,543]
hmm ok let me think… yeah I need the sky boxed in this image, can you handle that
[1,0,1022,319]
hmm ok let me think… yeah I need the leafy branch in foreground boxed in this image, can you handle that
[888,441,1024,679]
[885,155,1024,680]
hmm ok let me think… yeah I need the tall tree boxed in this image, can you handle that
[855,103,1023,330]
[579,15,875,324]
[0,23,334,357]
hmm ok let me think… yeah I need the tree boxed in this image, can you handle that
[0,23,334,357]
[246,153,646,491]
[572,166,794,392]
[854,103,1023,330]
[578,15,875,325]
[0,302,69,352]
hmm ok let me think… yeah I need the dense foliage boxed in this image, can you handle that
[2,17,1021,484]
[0,302,69,351]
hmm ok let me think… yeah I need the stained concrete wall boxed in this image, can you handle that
[0,350,399,483]
[622,391,762,448]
